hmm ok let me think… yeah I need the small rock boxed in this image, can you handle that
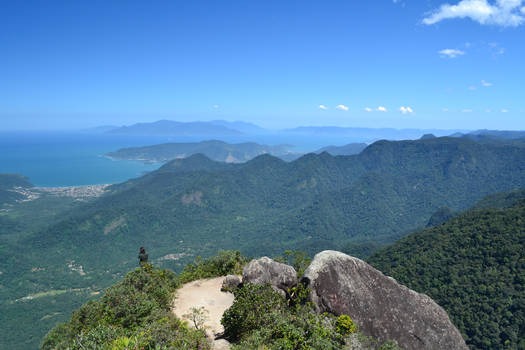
[242,257,297,293]
[221,275,241,292]
[211,339,231,350]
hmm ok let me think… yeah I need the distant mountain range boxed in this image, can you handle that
[107,120,244,137]
[314,143,368,156]
[100,119,467,142]
[106,140,301,163]
[105,140,370,164]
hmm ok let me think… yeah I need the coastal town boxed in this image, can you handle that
[8,184,109,203]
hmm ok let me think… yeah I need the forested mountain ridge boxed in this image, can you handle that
[22,136,525,267]
[368,199,525,349]
[4,136,525,349]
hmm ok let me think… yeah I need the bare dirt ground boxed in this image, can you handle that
[172,276,235,338]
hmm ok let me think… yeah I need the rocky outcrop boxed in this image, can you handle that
[221,275,241,291]
[303,250,468,350]
[242,257,297,293]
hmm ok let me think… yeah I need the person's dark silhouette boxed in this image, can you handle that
[138,247,149,266]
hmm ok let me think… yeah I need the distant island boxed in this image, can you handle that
[106,140,370,164]
[105,140,301,163]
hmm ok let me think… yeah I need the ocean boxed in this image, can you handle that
[0,132,170,187]
[0,130,374,187]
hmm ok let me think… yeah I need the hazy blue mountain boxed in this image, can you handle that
[79,125,120,134]
[106,140,298,163]
[284,126,465,142]
[107,119,244,137]
[468,129,525,139]
[314,143,368,156]
[208,120,268,134]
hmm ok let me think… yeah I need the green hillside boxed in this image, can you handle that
[0,173,33,205]
[4,136,525,349]
[368,200,525,349]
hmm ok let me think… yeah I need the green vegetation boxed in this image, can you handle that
[41,264,209,350]
[0,173,33,205]
[178,250,248,284]
[5,136,525,349]
[426,206,455,227]
[0,173,33,189]
[222,283,401,350]
[368,200,525,349]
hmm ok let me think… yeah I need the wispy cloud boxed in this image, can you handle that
[439,48,465,58]
[364,106,388,112]
[501,109,509,112]
[462,109,473,113]
[423,0,525,27]
[468,85,477,90]
[336,104,349,111]
[318,105,328,110]
[399,106,414,114]
[481,79,493,86]
[212,104,220,109]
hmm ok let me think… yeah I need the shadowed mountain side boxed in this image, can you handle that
[368,200,525,349]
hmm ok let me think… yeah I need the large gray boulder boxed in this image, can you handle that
[242,257,297,293]
[303,250,468,350]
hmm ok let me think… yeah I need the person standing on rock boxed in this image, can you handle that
[138,247,149,266]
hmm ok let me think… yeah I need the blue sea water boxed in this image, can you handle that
[0,132,173,187]
[0,130,369,187]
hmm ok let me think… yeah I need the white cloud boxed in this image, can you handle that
[399,106,414,114]
[336,104,349,111]
[462,109,473,112]
[443,108,450,112]
[212,104,219,109]
[468,85,477,90]
[501,109,509,112]
[364,106,388,112]
[423,0,525,27]
[522,6,525,13]
[318,105,328,110]
[439,48,466,58]
[481,80,493,86]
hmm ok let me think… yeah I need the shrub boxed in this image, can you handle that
[41,265,209,350]
[223,283,345,349]
[178,250,248,284]
[335,314,358,335]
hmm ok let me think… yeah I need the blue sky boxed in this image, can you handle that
[1,0,524,130]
